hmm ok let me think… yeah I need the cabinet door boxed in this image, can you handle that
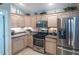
[18,36,24,50]
[36,15,42,21]
[30,16,37,27]
[57,12,70,18]
[12,38,20,54]
[23,36,27,47]
[41,15,48,21]
[12,37,24,54]
[10,14,19,27]
[45,38,56,54]
[24,16,31,27]
[47,14,57,27]
[18,15,25,27]
[11,14,25,27]
[27,35,33,48]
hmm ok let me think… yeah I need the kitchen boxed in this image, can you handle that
[0,3,79,55]
[11,3,58,55]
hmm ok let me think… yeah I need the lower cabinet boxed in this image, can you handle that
[27,35,33,48]
[12,35,27,54]
[23,36,28,48]
[45,38,57,55]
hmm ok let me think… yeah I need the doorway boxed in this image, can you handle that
[0,10,5,55]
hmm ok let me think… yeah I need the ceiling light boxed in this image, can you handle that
[19,3,24,6]
[48,3,54,6]
[0,11,3,14]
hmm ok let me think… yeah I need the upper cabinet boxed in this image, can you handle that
[36,14,57,27]
[41,15,48,21]
[11,11,79,28]
[47,14,57,27]
[36,15,42,21]
[57,11,79,19]
[36,15,48,21]
[10,14,25,28]
[24,16,31,27]
[57,12,70,18]
[18,15,25,27]
[30,16,37,27]
[10,14,19,27]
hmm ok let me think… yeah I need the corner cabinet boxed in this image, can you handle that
[12,35,27,54]
[27,35,33,48]
[24,16,31,27]
[45,38,57,55]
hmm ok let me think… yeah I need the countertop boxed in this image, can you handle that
[45,35,57,39]
[11,31,58,39]
[11,32,37,38]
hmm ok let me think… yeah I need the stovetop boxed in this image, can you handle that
[33,32,48,39]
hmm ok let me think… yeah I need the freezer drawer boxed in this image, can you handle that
[63,49,73,55]
[74,53,79,55]
[57,47,62,55]
[74,50,79,55]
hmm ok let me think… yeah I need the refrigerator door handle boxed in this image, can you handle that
[68,19,71,46]
[71,18,75,47]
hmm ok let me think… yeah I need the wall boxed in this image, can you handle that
[0,3,11,55]
[10,4,25,15]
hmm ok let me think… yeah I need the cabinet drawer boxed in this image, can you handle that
[45,41,56,54]
[46,38,56,43]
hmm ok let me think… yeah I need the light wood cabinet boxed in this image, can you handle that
[10,14,25,28]
[23,36,28,48]
[45,38,57,54]
[18,15,25,27]
[12,35,28,54]
[12,36,24,54]
[36,15,48,21]
[30,16,37,27]
[10,14,19,27]
[57,12,70,18]
[47,14,57,27]
[24,16,31,27]
[41,15,48,21]
[27,35,33,48]
[36,15,42,21]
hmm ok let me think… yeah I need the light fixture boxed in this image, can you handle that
[48,3,54,6]
[0,11,3,14]
[19,3,24,6]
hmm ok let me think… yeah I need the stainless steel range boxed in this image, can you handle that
[33,32,48,53]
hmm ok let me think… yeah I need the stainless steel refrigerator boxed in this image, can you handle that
[57,16,79,55]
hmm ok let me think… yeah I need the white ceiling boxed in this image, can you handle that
[13,3,77,15]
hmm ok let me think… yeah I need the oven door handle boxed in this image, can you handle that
[34,38,44,40]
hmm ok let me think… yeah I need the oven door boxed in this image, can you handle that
[33,38,44,47]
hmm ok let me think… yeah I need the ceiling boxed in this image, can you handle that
[13,3,77,15]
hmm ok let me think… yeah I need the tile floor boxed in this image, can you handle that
[17,48,44,55]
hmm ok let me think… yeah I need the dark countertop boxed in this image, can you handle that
[11,32,37,38]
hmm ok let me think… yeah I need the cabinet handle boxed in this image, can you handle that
[46,40,56,43]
